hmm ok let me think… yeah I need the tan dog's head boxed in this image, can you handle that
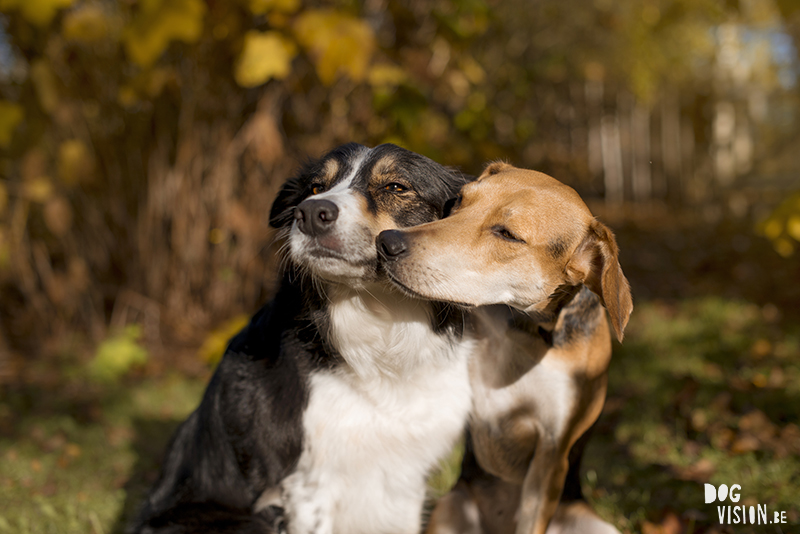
[377,162,633,340]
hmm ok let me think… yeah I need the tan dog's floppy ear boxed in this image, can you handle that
[565,220,633,341]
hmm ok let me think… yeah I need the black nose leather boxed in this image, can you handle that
[295,199,339,236]
[377,230,408,259]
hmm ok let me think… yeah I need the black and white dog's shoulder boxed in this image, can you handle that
[132,143,473,534]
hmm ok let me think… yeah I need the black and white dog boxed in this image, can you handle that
[132,143,473,534]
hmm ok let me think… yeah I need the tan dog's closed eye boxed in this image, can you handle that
[378,162,632,534]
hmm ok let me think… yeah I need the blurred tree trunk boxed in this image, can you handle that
[601,113,624,205]
[631,99,652,203]
[661,93,683,202]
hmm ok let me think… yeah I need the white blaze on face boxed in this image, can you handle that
[289,151,377,284]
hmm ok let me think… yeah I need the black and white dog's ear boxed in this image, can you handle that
[441,196,458,218]
[269,176,303,228]
[440,172,474,217]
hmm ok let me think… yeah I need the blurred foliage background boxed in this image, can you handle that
[0,0,799,532]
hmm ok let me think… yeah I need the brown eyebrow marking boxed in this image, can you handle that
[322,158,340,181]
[372,155,397,176]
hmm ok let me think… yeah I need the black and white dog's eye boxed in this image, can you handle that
[493,226,525,243]
[384,183,409,193]
[310,184,325,195]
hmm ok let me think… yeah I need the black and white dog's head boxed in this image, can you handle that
[269,143,468,289]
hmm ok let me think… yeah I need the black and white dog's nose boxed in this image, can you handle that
[377,230,408,260]
[295,199,339,236]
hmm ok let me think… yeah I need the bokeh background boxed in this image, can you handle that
[0,0,798,532]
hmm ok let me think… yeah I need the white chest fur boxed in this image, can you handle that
[467,307,575,482]
[281,287,473,534]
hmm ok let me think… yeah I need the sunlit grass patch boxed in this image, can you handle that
[427,439,464,499]
[0,374,206,534]
[586,298,800,533]
[1,296,798,533]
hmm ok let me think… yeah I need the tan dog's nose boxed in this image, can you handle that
[377,230,409,260]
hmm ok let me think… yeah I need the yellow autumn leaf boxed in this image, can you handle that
[773,237,794,257]
[0,0,73,27]
[787,215,800,242]
[249,0,299,15]
[198,314,250,365]
[368,64,406,88]
[118,85,139,108]
[141,67,173,97]
[0,225,8,269]
[0,183,7,216]
[761,217,782,240]
[293,9,376,86]
[58,139,94,186]
[0,101,23,148]
[116,67,174,107]
[62,4,115,43]
[234,31,297,88]
[122,0,206,68]
[459,55,486,85]
[30,59,59,114]
[22,177,53,203]
[89,325,149,384]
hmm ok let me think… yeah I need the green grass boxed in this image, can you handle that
[1,297,798,533]
[585,298,800,533]
[0,374,206,533]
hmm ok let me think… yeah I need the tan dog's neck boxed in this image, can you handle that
[519,283,582,331]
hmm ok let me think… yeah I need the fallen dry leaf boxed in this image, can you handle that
[690,410,708,432]
[709,424,735,450]
[673,457,715,482]
[710,392,732,411]
[642,512,684,534]
[738,409,777,443]
[41,481,57,496]
[65,443,81,458]
[773,423,800,458]
[729,376,751,391]
[767,366,785,387]
[681,440,701,459]
[730,434,760,454]
[750,338,772,359]
[42,432,67,453]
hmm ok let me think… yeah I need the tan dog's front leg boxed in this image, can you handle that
[425,481,483,534]
[515,436,569,534]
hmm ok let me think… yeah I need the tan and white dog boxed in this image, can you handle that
[377,162,633,534]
